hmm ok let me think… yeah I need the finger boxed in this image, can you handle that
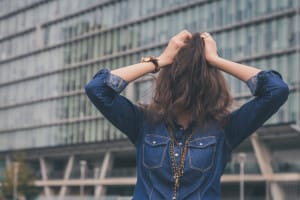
[177,30,192,41]
[200,32,211,39]
[172,37,186,48]
[200,32,207,37]
[202,32,211,36]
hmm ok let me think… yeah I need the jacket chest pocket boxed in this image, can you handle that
[188,136,217,172]
[143,134,169,169]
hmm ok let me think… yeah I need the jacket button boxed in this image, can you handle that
[152,141,157,144]
[199,142,203,146]
[174,153,179,157]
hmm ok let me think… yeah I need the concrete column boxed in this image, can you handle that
[95,151,114,197]
[5,155,11,168]
[39,157,53,196]
[250,133,285,200]
[59,155,74,197]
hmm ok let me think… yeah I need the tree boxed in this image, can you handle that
[0,153,39,200]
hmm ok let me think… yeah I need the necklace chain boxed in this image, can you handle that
[167,125,195,200]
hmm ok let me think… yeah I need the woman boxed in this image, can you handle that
[85,30,289,200]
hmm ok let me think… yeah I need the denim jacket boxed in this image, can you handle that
[85,68,289,200]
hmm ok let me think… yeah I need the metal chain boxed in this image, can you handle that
[168,125,195,200]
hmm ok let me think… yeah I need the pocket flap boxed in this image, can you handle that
[144,134,169,146]
[188,136,216,148]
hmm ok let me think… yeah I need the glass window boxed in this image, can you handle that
[72,123,79,144]
[79,93,86,117]
[276,18,284,49]
[93,34,100,58]
[254,24,263,54]
[78,121,85,143]
[87,36,94,60]
[287,53,297,85]
[104,5,114,28]
[239,27,250,57]
[234,29,243,58]
[135,79,154,104]
[140,22,147,45]
[207,3,215,29]
[287,0,295,8]
[138,0,145,17]
[216,1,224,27]
[98,34,104,57]
[177,10,185,32]
[105,32,112,55]
[82,39,89,61]
[95,118,103,141]
[147,19,155,44]
[254,0,263,16]
[103,119,111,140]
[264,23,272,51]
[288,16,296,47]
[200,4,208,30]
[168,13,178,37]
[112,29,120,53]
[65,124,72,144]
[111,58,117,71]
[160,15,169,42]
[120,27,128,51]
[266,0,272,13]
[235,0,242,21]
[245,26,253,56]
[245,0,252,20]
[90,120,97,142]
[131,24,140,48]
[84,121,91,143]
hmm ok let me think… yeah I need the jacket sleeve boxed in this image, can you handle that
[84,68,144,145]
[224,70,289,149]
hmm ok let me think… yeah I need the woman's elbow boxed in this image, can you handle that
[273,82,289,105]
[84,82,94,98]
[84,80,115,107]
[84,80,102,101]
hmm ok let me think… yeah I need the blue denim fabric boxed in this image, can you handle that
[85,68,289,200]
[104,71,128,93]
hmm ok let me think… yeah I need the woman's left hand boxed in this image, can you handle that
[200,32,219,64]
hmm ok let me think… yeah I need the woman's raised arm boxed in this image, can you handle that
[201,32,289,149]
[110,30,192,82]
[200,32,261,81]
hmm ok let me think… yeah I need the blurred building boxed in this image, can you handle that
[0,0,299,199]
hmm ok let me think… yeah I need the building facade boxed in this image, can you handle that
[0,0,299,199]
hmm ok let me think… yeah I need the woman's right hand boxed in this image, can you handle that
[200,32,219,64]
[158,30,192,68]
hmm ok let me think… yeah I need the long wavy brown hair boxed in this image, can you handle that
[139,32,234,130]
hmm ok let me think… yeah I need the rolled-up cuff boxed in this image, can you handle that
[105,69,128,93]
[246,73,259,95]
[246,70,283,96]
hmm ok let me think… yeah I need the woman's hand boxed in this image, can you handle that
[200,32,219,64]
[158,30,192,68]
